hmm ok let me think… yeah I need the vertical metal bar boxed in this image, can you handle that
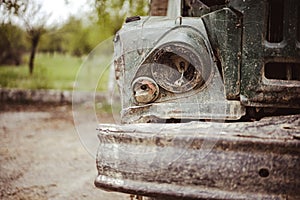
[286,64,292,80]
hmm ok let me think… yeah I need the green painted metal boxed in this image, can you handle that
[229,0,300,108]
[202,8,242,100]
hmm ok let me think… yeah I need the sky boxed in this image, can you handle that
[35,0,93,26]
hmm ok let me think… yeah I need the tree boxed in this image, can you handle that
[1,0,49,74]
[27,26,46,74]
[21,2,48,74]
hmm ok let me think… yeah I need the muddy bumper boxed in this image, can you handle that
[95,115,300,199]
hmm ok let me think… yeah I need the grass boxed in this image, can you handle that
[0,53,111,91]
[0,53,121,116]
[37,53,82,90]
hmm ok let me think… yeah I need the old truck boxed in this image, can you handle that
[95,0,300,199]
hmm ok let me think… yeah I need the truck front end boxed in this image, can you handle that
[95,0,300,199]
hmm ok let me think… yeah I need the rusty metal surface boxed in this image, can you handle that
[202,0,300,105]
[95,0,300,199]
[202,8,242,100]
[114,15,245,123]
[121,101,245,124]
[95,114,300,199]
[228,0,300,108]
[114,0,300,123]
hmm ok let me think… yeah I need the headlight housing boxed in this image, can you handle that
[114,17,245,123]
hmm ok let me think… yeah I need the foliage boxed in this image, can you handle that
[39,29,66,54]
[59,17,95,56]
[39,17,104,57]
[95,0,149,36]
[0,0,28,66]
[0,0,27,18]
[0,22,27,65]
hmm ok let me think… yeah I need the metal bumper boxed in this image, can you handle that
[95,115,300,199]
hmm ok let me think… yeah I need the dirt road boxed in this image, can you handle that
[0,103,129,200]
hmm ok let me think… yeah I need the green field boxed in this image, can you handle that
[0,53,111,91]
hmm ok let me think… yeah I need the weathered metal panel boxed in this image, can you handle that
[95,1,300,199]
[95,114,300,199]
[114,16,245,123]
[203,8,242,100]
[229,0,300,108]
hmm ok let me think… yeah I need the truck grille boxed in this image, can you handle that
[266,0,284,43]
[265,62,300,81]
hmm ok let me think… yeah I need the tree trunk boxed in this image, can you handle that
[28,35,40,75]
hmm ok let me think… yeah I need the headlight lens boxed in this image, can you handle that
[132,77,159,104]
[151,43,207,93]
